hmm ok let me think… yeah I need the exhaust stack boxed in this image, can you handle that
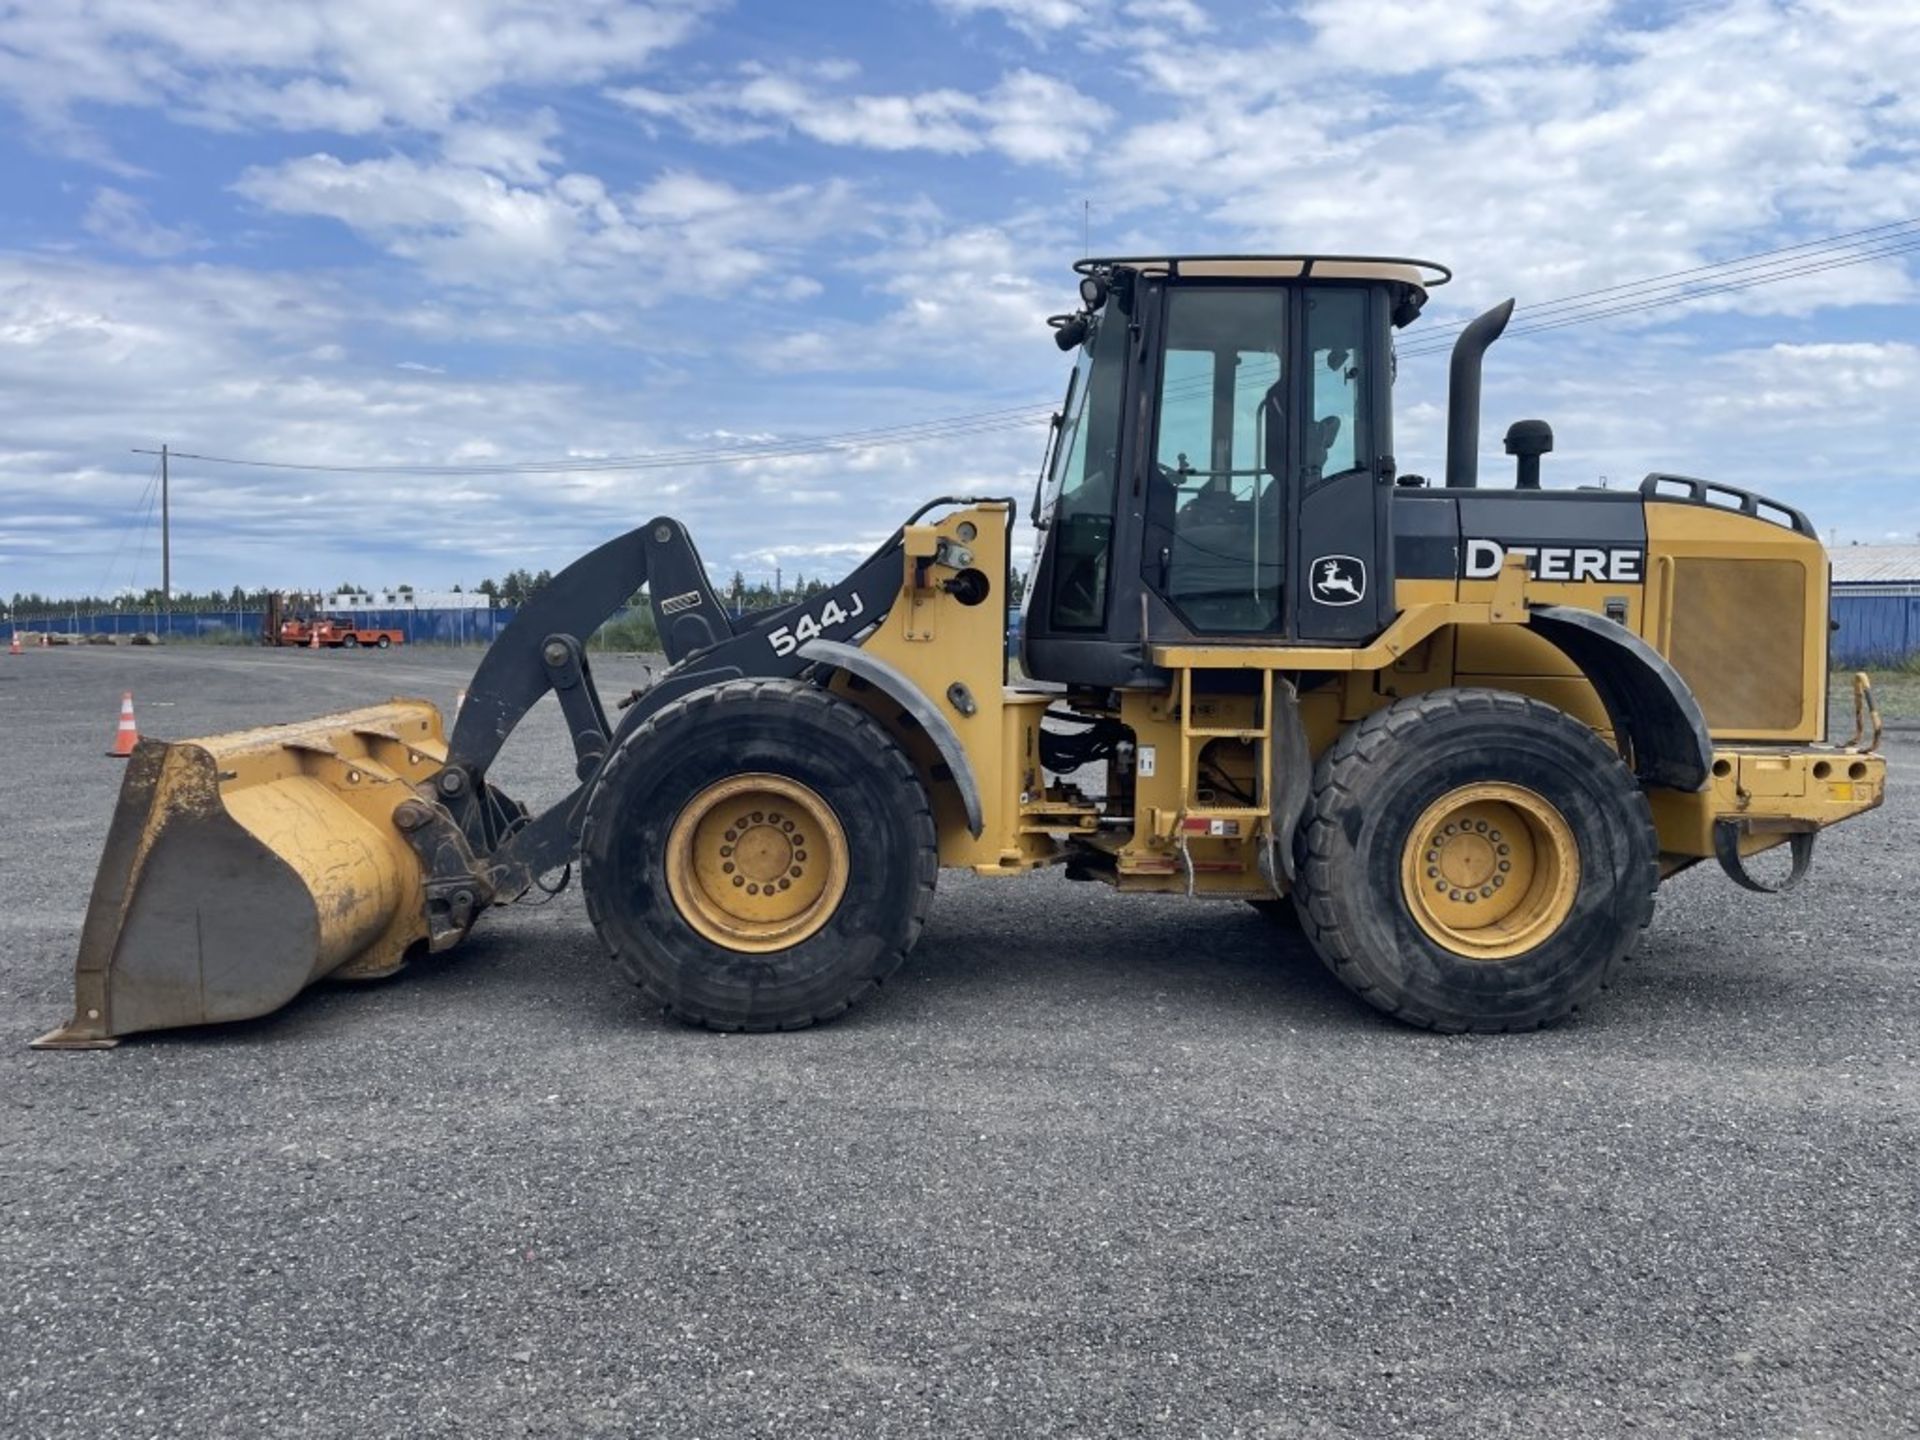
[1444,298,1515,489]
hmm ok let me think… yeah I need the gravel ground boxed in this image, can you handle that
[2,644,1916,1439]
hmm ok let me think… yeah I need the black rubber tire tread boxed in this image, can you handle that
[1293,687,1659,1033]
[579,678,937,1032]
[340,633,359,648]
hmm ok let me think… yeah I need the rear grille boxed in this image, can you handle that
[1668,559,1805,731]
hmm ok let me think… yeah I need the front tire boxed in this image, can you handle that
[580,678,937,1031]
[1294,688,1657,1032]
[340,633,359,649]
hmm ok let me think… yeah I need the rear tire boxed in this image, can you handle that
[1294,688,1657,1032]
[580,678,937,1031]
[341,633,359,649]
[375,635,391,649]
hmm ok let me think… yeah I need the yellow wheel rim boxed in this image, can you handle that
[1401,782,1580,960]
[665,773,849,953]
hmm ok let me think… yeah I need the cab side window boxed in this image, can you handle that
[1305,288,1371,484]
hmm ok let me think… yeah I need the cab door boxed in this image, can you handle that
[1291,284,1396,642]
[1141,284,1290,636]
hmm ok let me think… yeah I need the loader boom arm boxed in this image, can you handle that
[432,506,1008,898]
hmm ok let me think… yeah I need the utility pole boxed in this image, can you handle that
[132,444,175,622]
[160,443,171,614]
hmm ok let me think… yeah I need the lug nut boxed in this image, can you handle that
[732,875,745,887]
[722,862,734,874]
[790,866,803,878]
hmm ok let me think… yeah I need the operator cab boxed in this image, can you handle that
[1023,255,1449,688]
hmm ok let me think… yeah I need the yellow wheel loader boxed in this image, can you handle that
[36,255,1887,1047]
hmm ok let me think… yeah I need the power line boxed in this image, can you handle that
[1397,232,1920,358]
[1396,220,1920,351]
[143,403,1057,478]
[97,455,161,598]
[124,462,164,599]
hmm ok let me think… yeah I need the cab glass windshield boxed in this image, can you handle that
[1044,309,1129,631]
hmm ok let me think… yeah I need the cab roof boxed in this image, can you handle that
[1076,254,1450,298]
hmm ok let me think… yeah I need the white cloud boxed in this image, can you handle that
[756,220,1068,383]
[934,0,1209,40]
[1299,0,1613,73]
[233,155,853,300]
[932,0,1080,33]
[1123,0,1212,33]
[439,110,564,183]
[0,0,710,153]
[81,188,204,258]
[610,67,1113,166]
[1097,0,1920,320]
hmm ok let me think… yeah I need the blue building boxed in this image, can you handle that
[1830,545,1920,667]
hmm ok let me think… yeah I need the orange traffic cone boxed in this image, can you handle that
[107,692,140,758]
[7,631,19,656]
[454,688,466,717]
[308,623,320,650]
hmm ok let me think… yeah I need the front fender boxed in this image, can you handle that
[797,638,986,838]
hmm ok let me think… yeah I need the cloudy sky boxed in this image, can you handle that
[2,0,1918,601]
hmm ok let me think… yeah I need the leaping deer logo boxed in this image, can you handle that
[1312,556,1366,605]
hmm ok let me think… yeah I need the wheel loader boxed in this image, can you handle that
[36,254,1888,1047]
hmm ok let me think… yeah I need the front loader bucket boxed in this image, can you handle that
[34,702,451,1048]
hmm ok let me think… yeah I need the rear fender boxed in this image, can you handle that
[1527,604,1713,792]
